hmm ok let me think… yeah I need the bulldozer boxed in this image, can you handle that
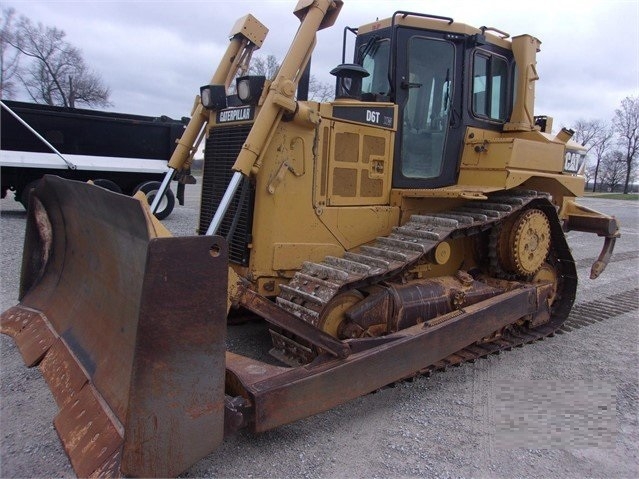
[1,1,620,477]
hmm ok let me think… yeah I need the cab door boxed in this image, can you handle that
[392,29,464,189]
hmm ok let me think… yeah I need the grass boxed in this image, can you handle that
[584,192,639,200]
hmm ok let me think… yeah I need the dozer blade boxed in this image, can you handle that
[0,175,229,478]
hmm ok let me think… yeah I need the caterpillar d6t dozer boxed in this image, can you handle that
[1,1,620,477]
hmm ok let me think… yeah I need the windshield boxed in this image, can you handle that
[360,39,390,96]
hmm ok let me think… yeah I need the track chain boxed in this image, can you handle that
[272,187,578,375]
[395,197,579,382]
[276,190,551,328]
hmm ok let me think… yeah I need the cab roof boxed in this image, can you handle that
[356,13,519,51]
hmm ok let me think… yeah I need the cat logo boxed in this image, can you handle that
[217,106,254,123]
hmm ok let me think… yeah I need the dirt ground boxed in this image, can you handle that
[1,187,637,478]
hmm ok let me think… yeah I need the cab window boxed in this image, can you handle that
[360,39,390,97]
[472,52,509,121]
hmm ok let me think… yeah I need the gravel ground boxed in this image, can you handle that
[1,183,638,479]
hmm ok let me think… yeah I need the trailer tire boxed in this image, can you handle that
[93,179,123,194]
[134,181,175,220]
[19,179,41,210]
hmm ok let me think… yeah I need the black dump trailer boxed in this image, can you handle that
[1,100,188,219]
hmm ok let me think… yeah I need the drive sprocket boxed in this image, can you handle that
[497,208,551,276]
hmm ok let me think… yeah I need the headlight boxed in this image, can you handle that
[201,88,211,106]
[237,79,251,102]
[200,85,227,110]
[235,75,266,105]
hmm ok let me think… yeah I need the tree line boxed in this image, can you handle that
[573,96,639,194]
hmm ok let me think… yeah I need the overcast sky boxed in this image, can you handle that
[7,0,639,131]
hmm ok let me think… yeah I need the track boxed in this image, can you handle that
[274,190,578,365]
[560,287,639,333]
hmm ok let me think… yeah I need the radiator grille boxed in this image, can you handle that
[198,124,254,266]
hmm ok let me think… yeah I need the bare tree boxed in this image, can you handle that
[249,54,280,79]
[0,7,20,99]
[248,54,333,102]
[10,16,110,108]
[573,119,606,150]
[309,75,334,102]
[583,163,594,186]
[590,126,614,192]
[572,119,612,192]
[612,96,639,194]
[599,150,626,192]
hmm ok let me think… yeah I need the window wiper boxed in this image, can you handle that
[358,35,380,64]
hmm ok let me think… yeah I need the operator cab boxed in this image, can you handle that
[341,12,516,189]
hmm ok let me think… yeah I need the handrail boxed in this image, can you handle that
[0,100,76,170]
[480,26,510,39]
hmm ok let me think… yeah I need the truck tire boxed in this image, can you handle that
[134,181,175,220]
[19,179,41,210]
[93,178,123,194]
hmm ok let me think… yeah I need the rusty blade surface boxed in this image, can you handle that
[40,338,90,409]
[1,305,41,336]
[1,176,229,478]
[18,175,153,423]
[121,236,228,478]
[54,385,124,478]
[0,306,54,366]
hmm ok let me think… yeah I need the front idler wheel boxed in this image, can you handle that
[317,290,365,338]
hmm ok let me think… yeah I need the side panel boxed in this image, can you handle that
[314,103,397,209]
[325,118,394,206]
[247,122,349,286]
[317,206,400,250]
[218,115,401,292]
[457,127,586,199]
